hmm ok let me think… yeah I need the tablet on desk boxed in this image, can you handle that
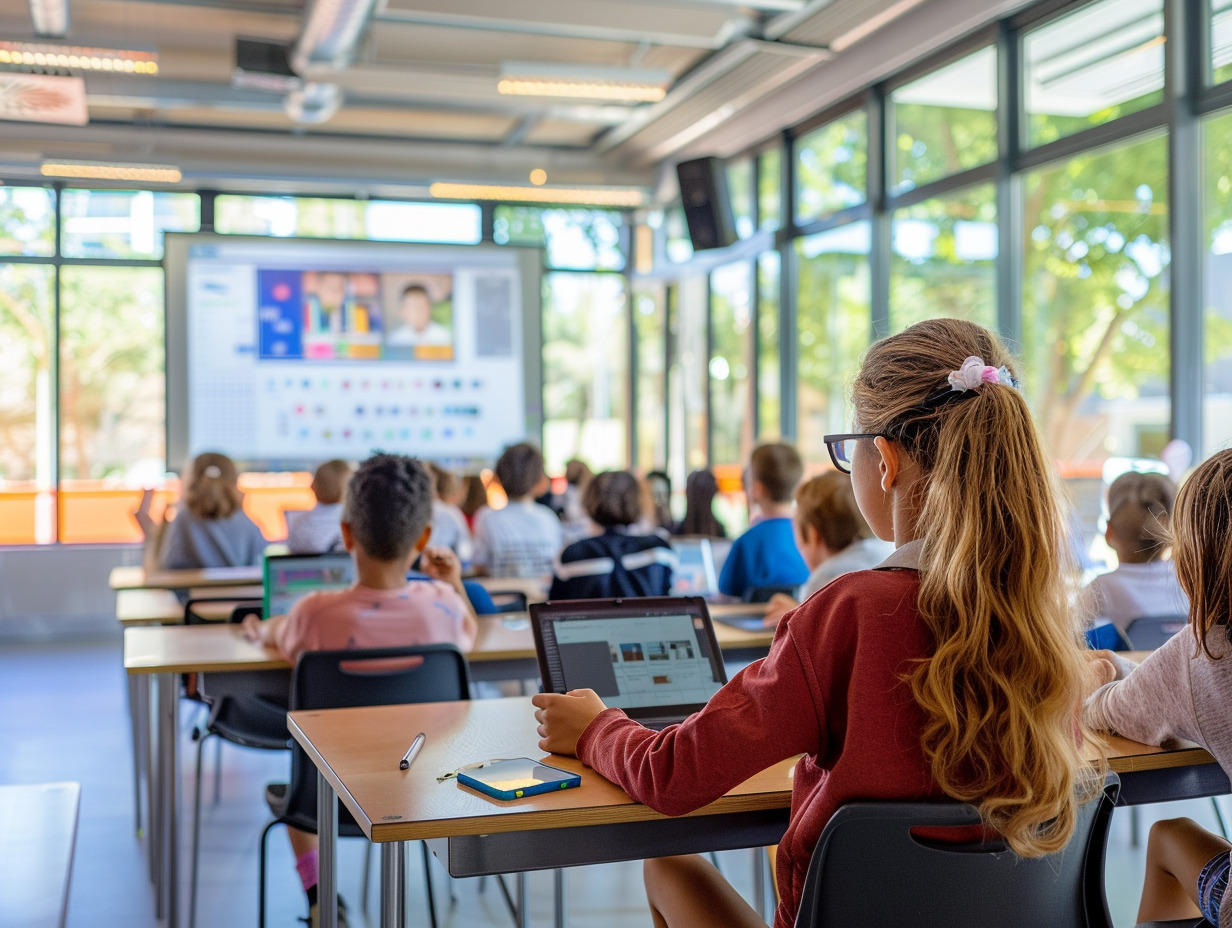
[457,758,580,801]
[711,612,768,632]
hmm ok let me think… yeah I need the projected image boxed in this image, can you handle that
[382,273,454,361]
[258,269,384,361]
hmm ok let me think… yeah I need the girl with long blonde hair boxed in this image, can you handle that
[532,318,1097,928]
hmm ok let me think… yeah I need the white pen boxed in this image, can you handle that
[399,732,426,771]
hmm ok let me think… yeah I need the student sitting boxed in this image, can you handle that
[146,452,267,571]
[549,471,676,600]
[533,319,1099,928]
[1084,449,1232,927]
[426,462,473,564]
[1086,470,1189,632]
[243,453,477,928]
[472,442,563,579]
[717,443,809,599]
[673,469,726,537]
[762,471,894,626]
[286,459,351,555]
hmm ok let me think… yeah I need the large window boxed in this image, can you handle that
[541,272,628,473]
[1202,109,1232,456]
[890,185,997,330]
[709,261,754,467]
[757,252,782,439]
[890,47,998,193]
[60,190,199,259]
[795,110,868,223]
[1022,133,1170,472]
[0,187,55,257]
[494,206,625,270]
[634,286,668,472]
[217,195,482,245]
[1023,0,1164,148]
[795,225,871,466]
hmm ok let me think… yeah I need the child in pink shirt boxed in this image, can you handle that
[243,453,476,926]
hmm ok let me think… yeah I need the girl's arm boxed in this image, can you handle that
[1083,631,1202,747]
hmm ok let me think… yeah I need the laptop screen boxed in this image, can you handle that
[263,553,355,618]
[532,597,727,724]
[670,538,717,597]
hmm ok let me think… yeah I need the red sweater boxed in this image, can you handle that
[576,567,940,928]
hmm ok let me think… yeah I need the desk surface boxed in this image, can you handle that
[287,696,1218,847]
[110,564,263,591]
[0,782,81,928]
[288,697,794,845]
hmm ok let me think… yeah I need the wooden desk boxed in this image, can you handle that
[109,564,263,591]
[0,782,81,928]
[288,696,1230,928]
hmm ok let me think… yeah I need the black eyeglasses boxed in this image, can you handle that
[822,433,885,474]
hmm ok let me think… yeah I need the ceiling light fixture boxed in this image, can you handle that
[0,42,159,74]
[28,0,68,37]
[430,182,643,208]
[498,62,670,103]
[40,160,182,183]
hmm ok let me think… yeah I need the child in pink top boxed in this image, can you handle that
[243,453,476,926]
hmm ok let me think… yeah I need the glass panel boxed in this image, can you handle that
[726,157,754,239]
[891,47,997,192]
[759,149,782,232]
[216,196,482,244]
[1024,0,1165,149]
[668,275,709,480]
[493,206,625,270]
[634,286,667,473]
[542,272,628,473]
[666,206,694,264]
[1022,133,1170,476]
[1214,0,1232,84]
[60,189,199,259]
[794,109,868,224]
[794,224,871,467]
[1203,110,1232,457]
[59,266,166,543]
[0,263,55,543]
[758,252,782,439]
[0,186,55,257]
[890,184,997,331]
[709,261,754,467]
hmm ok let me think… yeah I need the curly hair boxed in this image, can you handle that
[342,454,434,562]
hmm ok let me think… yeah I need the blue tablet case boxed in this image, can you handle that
[456,758,581,801]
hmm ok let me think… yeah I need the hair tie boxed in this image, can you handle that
[202,465,223,478]
[947,356,1018,393]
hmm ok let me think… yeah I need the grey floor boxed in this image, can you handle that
[0,637,1225,928]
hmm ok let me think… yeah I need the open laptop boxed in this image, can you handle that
[262,552,355,618]
[670,538,718,598]
[531,596,728,730]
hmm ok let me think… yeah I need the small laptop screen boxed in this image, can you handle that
[263,553,355,618]
[671,539,716,597]
[533,598,726,721]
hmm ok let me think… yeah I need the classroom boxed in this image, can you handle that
[2,0,1231,925]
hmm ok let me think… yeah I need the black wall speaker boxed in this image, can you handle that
[675,156,737,251]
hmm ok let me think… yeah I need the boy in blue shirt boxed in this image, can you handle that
[718,442,809,600]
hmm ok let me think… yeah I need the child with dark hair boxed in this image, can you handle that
[1086,470,1189,632]
[549,471,676,600]
[473,442,562,578]
[286,459,352,555]
[674,469,726,537]
[243,453,476,927]
[717,443,809,599]
[153,452,267,570]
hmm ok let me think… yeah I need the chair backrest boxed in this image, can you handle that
[1085,622,1131,651]
[793,773,1119,928]
[745,584,798,604]
[182,596,262,625]
[1124,614,1188,650]
[279,644,472,830]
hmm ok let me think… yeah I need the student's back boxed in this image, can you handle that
[161,453,266,569]
[473,442,562,578]
[718,443,808,598]
[286,459,351,555]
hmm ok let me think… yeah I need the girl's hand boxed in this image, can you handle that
[421,546,462,588]
[1082,649,1119,696]
[241,613,264,644]
[763,593,798,627]
[531,689,608,756]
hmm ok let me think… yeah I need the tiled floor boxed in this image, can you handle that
[0,636,1225,927]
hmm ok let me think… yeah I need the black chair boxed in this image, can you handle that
[744,584,798,604]
[1124,614,1189,651]
[489,590,529,613]
[793,772,1120,927]
[258,643,472,928]
[182,599,292,928]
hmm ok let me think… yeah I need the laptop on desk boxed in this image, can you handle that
[262,552,355,618]
[530,596,728,730]
[670,538,718,599]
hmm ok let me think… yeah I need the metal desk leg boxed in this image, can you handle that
[318,770,338,928]
[554,868,566,928]
[516,871,530,928]
[380,842,407,928]
[127,673,145,838]
[158,671,181,928]
[149,674,163,900]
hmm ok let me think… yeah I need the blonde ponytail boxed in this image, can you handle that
[852,318,1095,857]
